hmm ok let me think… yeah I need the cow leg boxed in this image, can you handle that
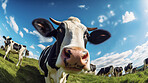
[16,52,23,66]
[45,73,52,83]
[4,47,11,60]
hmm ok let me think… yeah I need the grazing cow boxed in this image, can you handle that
[124,63,133,74]
[114,67,123,77]
[3,36,28,66]
[85,64,96,74]
[25,50,29,57]
[32,17,111,83]
[0,45,5,50]
[144,58,148,70]
[97,65,114,77]
[132,67,137,73]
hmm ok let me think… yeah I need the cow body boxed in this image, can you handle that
[97,65,114,77]
[144,58,148,70]
[114,67,123,77]
[124,63,133,74]
[3,36,28,66]
[32,17,111,83]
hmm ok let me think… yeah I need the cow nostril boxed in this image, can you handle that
[82,51,88,59]
[64,49,71,58]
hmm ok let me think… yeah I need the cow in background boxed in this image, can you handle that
[124,63,133,74]
[32,17,111,83]
[85,64,96,74]
[144,58,148,70]
[97,65,114,77]
[114,67,123,77]
[3,36,28,66]
[132,67,137,73]
[0,45,5,50]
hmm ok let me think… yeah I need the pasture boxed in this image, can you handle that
[0,49,148,83]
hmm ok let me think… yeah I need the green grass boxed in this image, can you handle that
[1,48,148,83]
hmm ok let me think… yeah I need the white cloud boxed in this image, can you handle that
[2,23,9,31]
[91,20,95,25]
[78,5,88,10]
[130,41,148,67]
[2,0,8,14]
[28,51,39,60]
[99,24,103,27]
[9,16,19,33]
[0,35,5,45]
[122,11,136,23]
[38,44,46,50]
[123,37,127,41]
[30,45,35,49]
[145,32,148,38]
[36,51,39,54]
[78,5,85,8]
[97,51,101,56]
[98,15,107,23]
[23,28,29,33]
[107,4,111,8]
[110,10,115,16]
[91,50,132,73]
[19,31,23,38]
[114,22,118,26]
[30,30,53,43]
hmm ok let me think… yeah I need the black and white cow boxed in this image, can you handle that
[114,67,123,77]
[85,64,96,74]
[132,67,137,73]
[3,36,28,66]
[32,17,111,83]
[97,65,114,77]
[124,63,133,74]
[0,45,5,50]
[144,58,148,70]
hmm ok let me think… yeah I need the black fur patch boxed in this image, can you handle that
[13,43,21,51]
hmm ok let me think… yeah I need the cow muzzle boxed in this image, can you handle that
[56,47,90,73]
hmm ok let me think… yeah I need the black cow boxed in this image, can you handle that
[124,63,133,74]
[114,67,123,77]
[32,17,111,83]
[97,65,114,77]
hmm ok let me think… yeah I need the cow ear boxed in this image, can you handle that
[88,29,111,44]
[8,38,12,40]
[32,18,56,37]
[3,36,6,40]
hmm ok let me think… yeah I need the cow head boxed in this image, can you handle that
[32,17,111,73]
[3,36,12,47]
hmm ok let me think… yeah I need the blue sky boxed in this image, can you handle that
[1,0,148,73]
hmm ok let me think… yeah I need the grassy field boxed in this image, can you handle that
[0,49,148,83]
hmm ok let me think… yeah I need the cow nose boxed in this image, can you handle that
[63,47,89,68]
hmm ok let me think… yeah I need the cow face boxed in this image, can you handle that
[3,36,12,46]
[32,17,111,73]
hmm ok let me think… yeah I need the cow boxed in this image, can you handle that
[0,45,5,50]
[132,67,137,73]
[114,67,123,77]
[124,63,133,74]
[3,36,28,66]
[85,64,96,74]
[25,50,29,58]
[97,65,114,77]
[32,17,111,83]
[144,58,148,70]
